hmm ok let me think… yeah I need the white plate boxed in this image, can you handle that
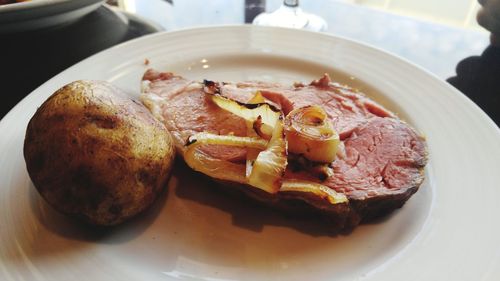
[1,26,499,281]
[0,0,104,33]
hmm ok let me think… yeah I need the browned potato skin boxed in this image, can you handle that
[24,80,175,225]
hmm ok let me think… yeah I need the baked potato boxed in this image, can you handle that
[24,80,175,225]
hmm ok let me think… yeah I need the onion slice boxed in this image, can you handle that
[248,91,266,104]
[285,105,340,163]
[280,180,348,204]
[246,91,267,177]
[248,116,288,193]
[186,133,268,149]
[184,123,288,194]
[184,134,268,183]
[211,94,280,139]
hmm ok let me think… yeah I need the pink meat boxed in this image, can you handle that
[141,69,427,228]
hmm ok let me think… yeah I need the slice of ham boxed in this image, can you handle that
[141,69,427,229]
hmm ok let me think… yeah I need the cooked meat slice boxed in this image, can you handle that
[141,69,427,230]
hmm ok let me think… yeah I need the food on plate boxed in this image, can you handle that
[24,80,175,225]
[141,69,428,230]
[285,105,340,163]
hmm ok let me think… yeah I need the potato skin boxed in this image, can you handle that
[24,80,175,225]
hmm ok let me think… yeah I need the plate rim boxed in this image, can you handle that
[2,25,498,134]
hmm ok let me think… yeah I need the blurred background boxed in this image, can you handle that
[349,0,484,30]
[111,0,489,80]
[116,0,486,32]
[1,0,497,123]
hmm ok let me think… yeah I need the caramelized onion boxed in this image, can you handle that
[247,116,287,193]
[184,134,267,183]
[285,105,339,163]
[248,91,266,104]
[246,92,267,177]
[186,133,267,149]
[211,94,280,139]
[184,113,287,194]
[280,180,348,204]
